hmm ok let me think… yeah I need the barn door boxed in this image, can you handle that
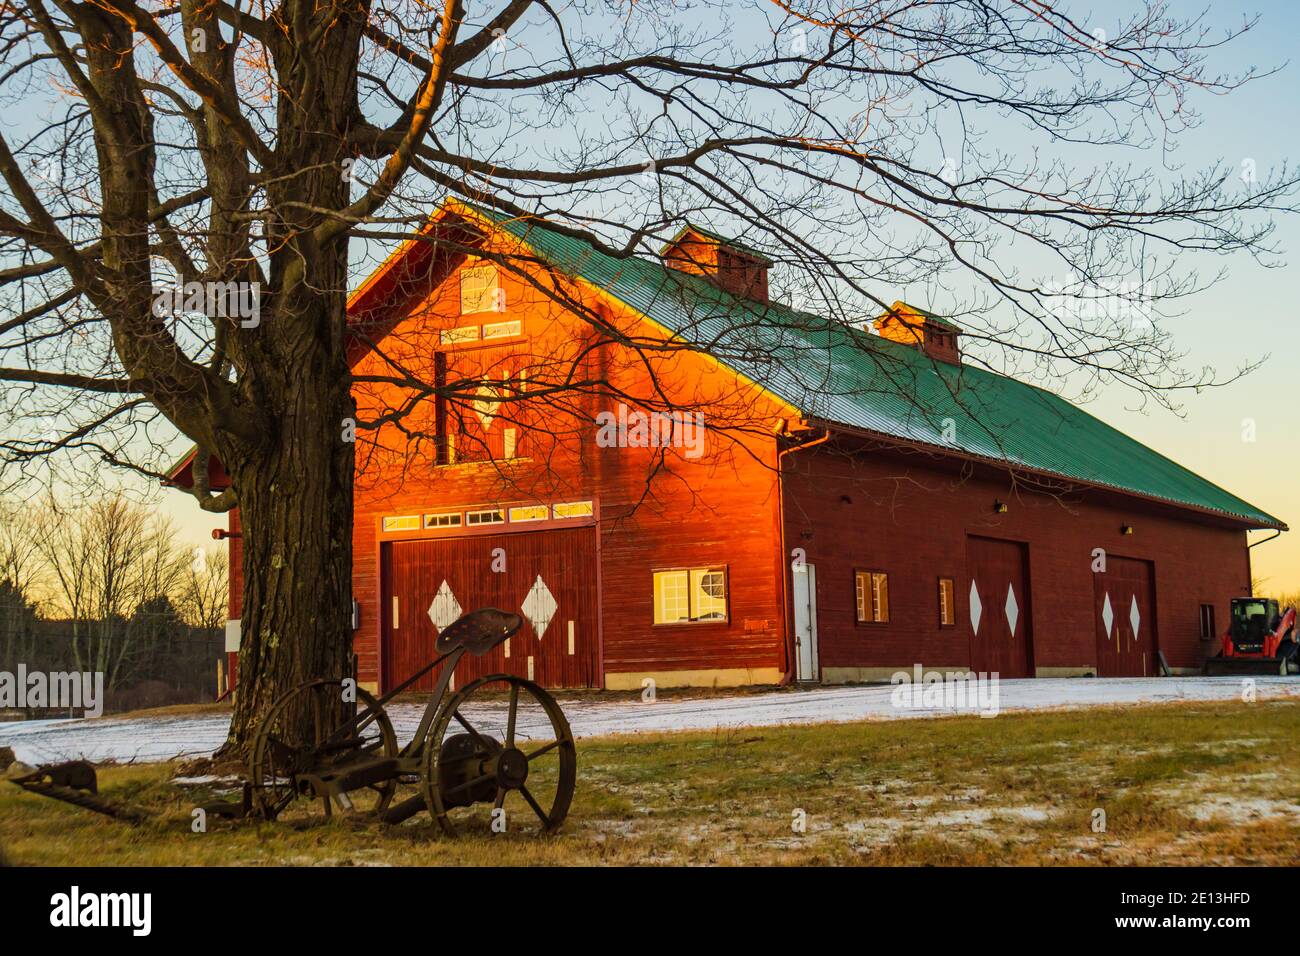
[382,527,599,691]
[1094,556,1156,676]
[792,563,819,682]
[966,536,1033,678]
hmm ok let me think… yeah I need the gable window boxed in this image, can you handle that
[1199,603,1217,641]
[855,570,889,624]
[652,567,728,624]
[938,577,956,626]
[460,264,501,315]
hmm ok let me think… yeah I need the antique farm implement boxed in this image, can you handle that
[5,608,578,836]
[250,607,577,833]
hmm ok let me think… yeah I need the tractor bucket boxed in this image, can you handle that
[1203,655,1291,677]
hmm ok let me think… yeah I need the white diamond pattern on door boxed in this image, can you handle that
[426,580,462,632]
[969,580,983,635]
[1101,592,1114,639]
[521,574,558,639]
[1005,584,1019,636]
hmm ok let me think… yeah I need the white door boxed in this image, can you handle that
[793,563,819,681]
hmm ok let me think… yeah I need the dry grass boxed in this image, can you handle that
[3,699,1299,866]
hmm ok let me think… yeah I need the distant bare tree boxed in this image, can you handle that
[33,496,188,687]
[178,545,229,631]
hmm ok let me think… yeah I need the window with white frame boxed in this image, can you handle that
[460,264,501,315]
[652,567,728,624]
[466,509,505,525]
[855,570,889,624]
[424,512,462,529]
[482,319,521,339]
[553,501,594,519]
[382,515,421,532]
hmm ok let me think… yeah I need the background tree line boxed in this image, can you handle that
[0,492,227,715]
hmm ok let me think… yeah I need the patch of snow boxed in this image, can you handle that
[1,675,1297,766]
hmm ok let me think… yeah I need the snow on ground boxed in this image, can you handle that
[2,676,1297,765]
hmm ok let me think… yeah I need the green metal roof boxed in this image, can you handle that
[472,206,1284,529]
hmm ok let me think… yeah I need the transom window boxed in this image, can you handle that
[652,567,728,624]
[460,264,501,315]
[855,570,890,624]
[466,508,504,525]
[482,319,521,339]
[424,512,462,529]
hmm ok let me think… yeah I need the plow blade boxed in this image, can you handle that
[1203,656,1291,676]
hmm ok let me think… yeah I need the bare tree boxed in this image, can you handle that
[178,545,229,631]
[0,0,1295,752]
[33,496,188,687]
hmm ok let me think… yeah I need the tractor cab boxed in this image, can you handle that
[1228,597,1281,654]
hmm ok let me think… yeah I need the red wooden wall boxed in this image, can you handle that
[781,439,1253,676]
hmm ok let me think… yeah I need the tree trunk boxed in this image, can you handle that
[222,318,357,759]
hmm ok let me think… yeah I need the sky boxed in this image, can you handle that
[142,1,1300,593]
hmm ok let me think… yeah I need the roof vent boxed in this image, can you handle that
[871,301,962,364]
[661,224,771,303]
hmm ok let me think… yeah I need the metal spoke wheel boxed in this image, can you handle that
[421,675,576,836]
[250,679,398,822]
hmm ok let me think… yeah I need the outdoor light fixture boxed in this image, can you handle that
[1121,524,1134,536]
[993,500,1008,514]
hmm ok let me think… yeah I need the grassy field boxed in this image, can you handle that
[3,699,1299,866]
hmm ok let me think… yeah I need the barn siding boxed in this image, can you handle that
[781,442,1251,678]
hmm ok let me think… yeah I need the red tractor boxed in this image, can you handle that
[1204,597,1300,675]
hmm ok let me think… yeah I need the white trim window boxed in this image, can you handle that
[460,264,502,315]
[424,512,462,529]
[553,501,594,519]
[652,567,728,624]
[382,514,421,532]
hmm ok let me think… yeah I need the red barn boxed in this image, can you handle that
[176,200,1285,693]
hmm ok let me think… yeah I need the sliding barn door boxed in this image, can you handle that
[382,527,598,691]
[1094,556,1157,676]
[966,535,1033,678]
